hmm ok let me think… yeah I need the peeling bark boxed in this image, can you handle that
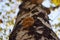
[9,0,59,40]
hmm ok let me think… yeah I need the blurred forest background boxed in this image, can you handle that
[0,0,60,40]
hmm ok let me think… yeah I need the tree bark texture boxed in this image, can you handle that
[9,1,59,40]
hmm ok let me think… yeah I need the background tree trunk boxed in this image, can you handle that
[9,1,59,40]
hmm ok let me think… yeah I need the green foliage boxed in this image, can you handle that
[54,23,60,27]
[6,11,10,14]
[0,27,3,31]
[5,3,10,6]
[9,0,12,2]
[0,38,2,40]
[6,19,15,26]
[11,2,14,4]
[0,12,2,15]
[58,18,60,21]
